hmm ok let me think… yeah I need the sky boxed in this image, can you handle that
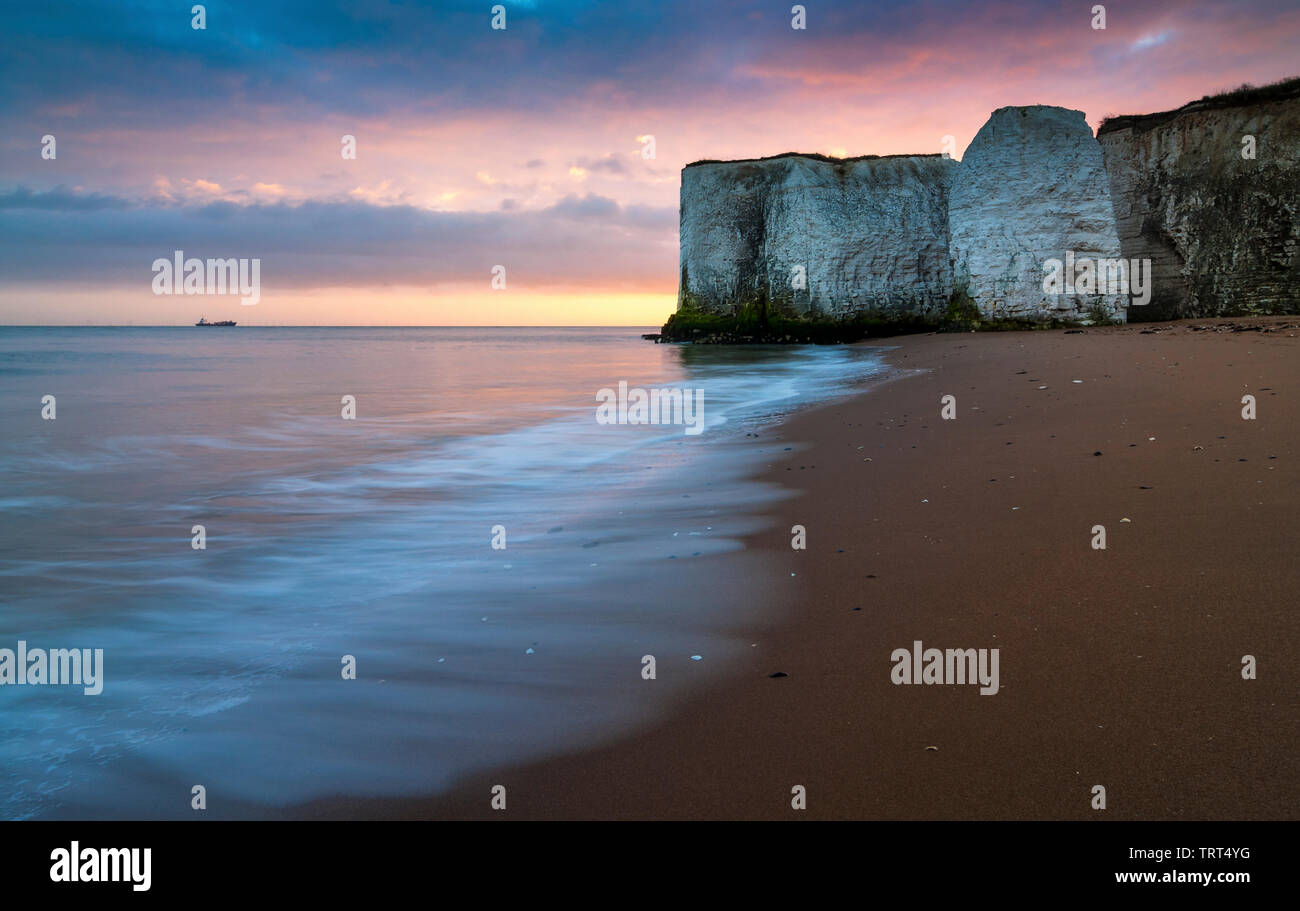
[1,0,1297,325]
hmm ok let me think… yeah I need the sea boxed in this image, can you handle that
[0,326,889,818]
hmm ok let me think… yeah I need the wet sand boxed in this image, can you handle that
[297,317,1300,820]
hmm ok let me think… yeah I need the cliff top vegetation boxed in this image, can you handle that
[683,151,948,169]
[1098,75,1300,135]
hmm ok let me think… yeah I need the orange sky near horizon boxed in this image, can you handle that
[0,286,677,327]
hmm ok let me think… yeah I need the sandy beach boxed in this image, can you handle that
[299,317,1299,820]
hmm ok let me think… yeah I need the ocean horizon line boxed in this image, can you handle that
[0,323,664,329]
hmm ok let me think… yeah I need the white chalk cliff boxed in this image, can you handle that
[677,105,1127,326]
[679,154,956,321]
[949,106,1126,322]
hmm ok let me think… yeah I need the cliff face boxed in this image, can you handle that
[950,106,1127,322]
[1097,83,1300,320]
[677,108,1125,329]
[678,154,956,322]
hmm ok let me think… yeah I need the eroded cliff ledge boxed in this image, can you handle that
[1097,78,1300,320]
[665,79,1299,341]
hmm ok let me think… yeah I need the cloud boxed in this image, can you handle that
[546,193,621,219]
[1132,30,1175,51]
[573,154,629,176]
[348,180,409,205]
[252,182,290,199]
[0,186,130,211]
[0,189,677,289]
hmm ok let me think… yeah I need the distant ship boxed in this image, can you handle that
[195,317,237,326]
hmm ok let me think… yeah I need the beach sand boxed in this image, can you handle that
[298,317,1300,820]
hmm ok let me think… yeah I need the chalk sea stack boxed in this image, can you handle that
[949,106,1126,324]
[661,78,1300,342]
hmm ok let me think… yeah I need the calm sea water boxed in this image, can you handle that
[0,326,888,818]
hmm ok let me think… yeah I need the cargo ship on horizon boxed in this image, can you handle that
[195,317,237,326]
